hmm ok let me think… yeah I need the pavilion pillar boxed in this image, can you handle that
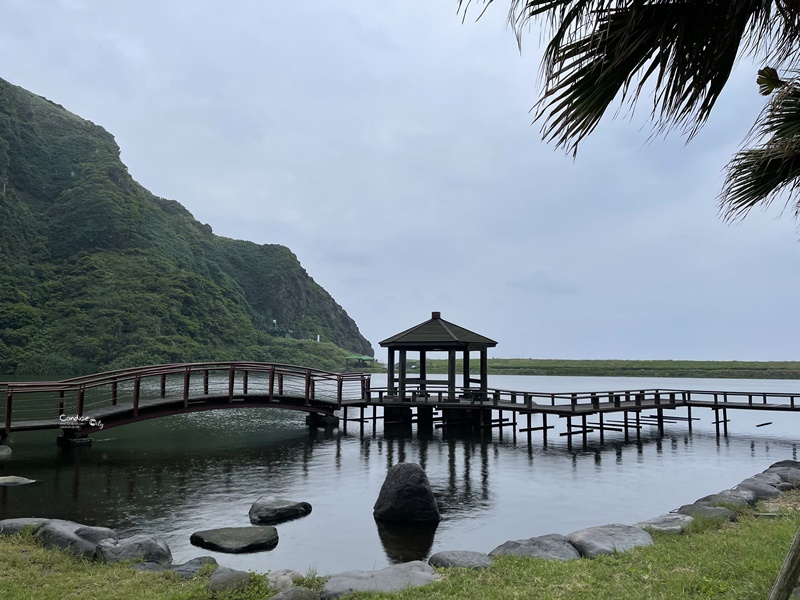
[387,348,396,395]
[447,349,456,400]
[399,349,407,400]
[419,350,427,392]
[463,350,470,390]
[480,349,488,397]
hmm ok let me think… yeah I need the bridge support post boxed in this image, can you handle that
[5,387,12,443]
[581,414,588,449]
[305,412,339,429]
[624,411,629,443]
[417,407,434,433]
[384,406,413,425]
[566,416,572,450]
[57,429,92,448]
[542,413,549,445]
[599,413,604,444]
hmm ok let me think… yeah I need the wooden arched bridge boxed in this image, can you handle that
[3,361,800,447]
[0,362,370,445]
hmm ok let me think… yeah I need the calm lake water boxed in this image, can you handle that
[1,373,798,575]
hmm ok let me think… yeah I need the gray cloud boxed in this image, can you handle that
[2,1,798,361]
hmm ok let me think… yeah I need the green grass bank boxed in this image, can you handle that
[3,493,800,599]
[419,358,800,379]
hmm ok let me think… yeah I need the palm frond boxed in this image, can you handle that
[721,81,800,220]
[459,1,800,153]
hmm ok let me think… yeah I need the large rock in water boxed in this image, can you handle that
[190,526,279,553]
[373,463,440,522]
[249,496,312,525]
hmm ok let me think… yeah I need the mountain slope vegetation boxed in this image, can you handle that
[0,77,372,375]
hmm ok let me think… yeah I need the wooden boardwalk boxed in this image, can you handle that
[2,362,798,447]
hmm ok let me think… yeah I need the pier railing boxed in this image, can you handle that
[365,384,800,412]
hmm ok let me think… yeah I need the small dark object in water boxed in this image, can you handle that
[756,422,773,427]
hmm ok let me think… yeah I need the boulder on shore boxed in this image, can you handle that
[489,534,581,561]
[635,513,694,533]
[321,561,440,598]
[208,566,251,592]
[733,478,781,501]
[373,463,440,523]
[0,518,50,535]
[676,504,737,522]
[37,519,118,558]
[567,524,654,558]
[95,534,172,564]
[428,550,491,569]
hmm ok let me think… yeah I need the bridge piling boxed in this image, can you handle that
[183,369,190,408]
[269,367,275,401]
[3,387,10,444]
[624,412,629,442]
[133,376,141,417]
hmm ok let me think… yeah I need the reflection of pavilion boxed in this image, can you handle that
[380,311,497,400]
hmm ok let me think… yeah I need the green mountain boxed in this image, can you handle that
[0,77,373,375]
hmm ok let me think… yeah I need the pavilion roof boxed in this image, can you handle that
[379,312,497,349]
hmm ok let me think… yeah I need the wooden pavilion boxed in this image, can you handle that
[379,311,497,400]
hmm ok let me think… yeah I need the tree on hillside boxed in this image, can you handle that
[460,1,800,221]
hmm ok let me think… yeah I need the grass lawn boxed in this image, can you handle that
[2,493,800,599]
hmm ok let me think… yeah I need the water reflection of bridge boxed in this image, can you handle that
[3,361,800,449]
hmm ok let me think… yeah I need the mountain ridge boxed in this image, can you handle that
[0,77,373,374]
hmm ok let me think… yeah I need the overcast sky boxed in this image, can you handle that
[2,1,799,361]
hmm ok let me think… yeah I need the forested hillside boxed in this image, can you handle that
[0,77,372,375]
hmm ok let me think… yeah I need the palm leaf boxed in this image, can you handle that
[721,82,800,219]
[460,1,800,152]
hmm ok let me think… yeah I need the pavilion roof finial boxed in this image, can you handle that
[431,311,441,319]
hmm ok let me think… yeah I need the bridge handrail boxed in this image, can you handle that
[1,362,373,441]
[0,361,367,390]
[367,384,800,411]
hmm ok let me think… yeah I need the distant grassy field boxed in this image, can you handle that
[419,358,800,379]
